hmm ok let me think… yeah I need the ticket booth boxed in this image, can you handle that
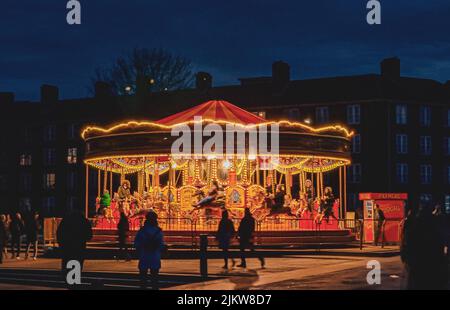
[359,193,407,243]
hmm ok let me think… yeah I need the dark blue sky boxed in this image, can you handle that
[1,0,450,100]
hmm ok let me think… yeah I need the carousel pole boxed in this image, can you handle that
[286,170,291,196]
[256,159,260,186]
[103,165,107,192]
[97,169,101,198]
[343,165,347,218]
[109,167,113,196]
[263,170,267,188]
[85,165,89,218]
[339,166,343,219]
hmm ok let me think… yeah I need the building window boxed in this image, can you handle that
[420,164,432,184]
[420,194,432,205]
[419,106,431,127]
[68,123,77,140]
[396,163,408,184]
[444,195,450,214]
[67,171,77,191]
[19,198,32,212]
[43,125,56,142]
[43,148,56,166]
[315,106,329,124]
[67,148,77,164]
[67,196,78,212]
[347,105,361,125]
[420,136,432,155]
[19,173,32,192]
[42,196,56,214]
[444,137,450,156]
[351,134,361,154]
[286,108,300,120]
[446,109,450,127]
[19,154,32,166]
[396,134,408,154]
[43,173,56,190]
[348,164,362,183]
[396,104,407,125]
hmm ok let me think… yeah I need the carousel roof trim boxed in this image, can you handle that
[81,119,354,140]
[156,100,266,125]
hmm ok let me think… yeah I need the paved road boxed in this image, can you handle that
[0,246,406,290]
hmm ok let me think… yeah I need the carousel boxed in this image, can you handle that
[81,100,353,232]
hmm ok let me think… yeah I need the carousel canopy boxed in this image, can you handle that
[82,100,354,174]
[156,100,266,125]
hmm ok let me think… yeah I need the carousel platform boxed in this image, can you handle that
[90,227,355,247]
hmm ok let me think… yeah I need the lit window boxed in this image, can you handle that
[420,136,432,155]
[43,148,56,166]
[347,105,361,125]
[396,163,408,184]
[396,104,407,125]
[43,173,56,190]
[19,154,32,166]
[348,164,362,183]
[420,106,431,127]
[67,148,77,164]
[315,106,329,124]
[396,134,408,154]
[352,134,361,154]
[444,195,450,214]
[420,164,432,184]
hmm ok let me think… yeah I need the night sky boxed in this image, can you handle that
[1,0,450,101]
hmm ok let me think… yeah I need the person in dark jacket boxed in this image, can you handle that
[10,213,24,259]
[57,209,93,281]
[134,211,165,290]
[401,205,447,290]
[25,212,41,260]
[117,211,130,261]
[0,215,7,263]
[216,210,236,269]
[237,208,265,268]
[373,204,386,246]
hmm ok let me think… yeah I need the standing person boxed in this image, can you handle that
[134,211,165,290]
[401,205,447,289]
[216,210,236,269]
[0,215,7,264]
[117,211,130,261]
[10,213,24,259]
[25,212,41,260]
[373,204,386,246]
[237,208,265,268]
[57,209,93,282]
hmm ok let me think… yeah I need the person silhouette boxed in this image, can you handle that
[216,210,236,269]
[237,208,265,269]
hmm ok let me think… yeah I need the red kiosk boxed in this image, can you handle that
[359,193,407,243]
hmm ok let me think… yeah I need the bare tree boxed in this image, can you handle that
[92,48,194,95]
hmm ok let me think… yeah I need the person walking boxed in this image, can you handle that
[0,215,7,264]
[237,208,265,269]
[10,213,24,259]
[373,204,386,246]
[134,211,165,290]
[25,212,41,260]
[57,209,93,283]
[117,211,130,261]
[216,210,236,269]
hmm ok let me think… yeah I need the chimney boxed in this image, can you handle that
[0,92,14,104]
[272,61,290,91]
[381,57,401,80]
[196,72,212,91]
[94,81,113,98]
[40,84,59,104]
